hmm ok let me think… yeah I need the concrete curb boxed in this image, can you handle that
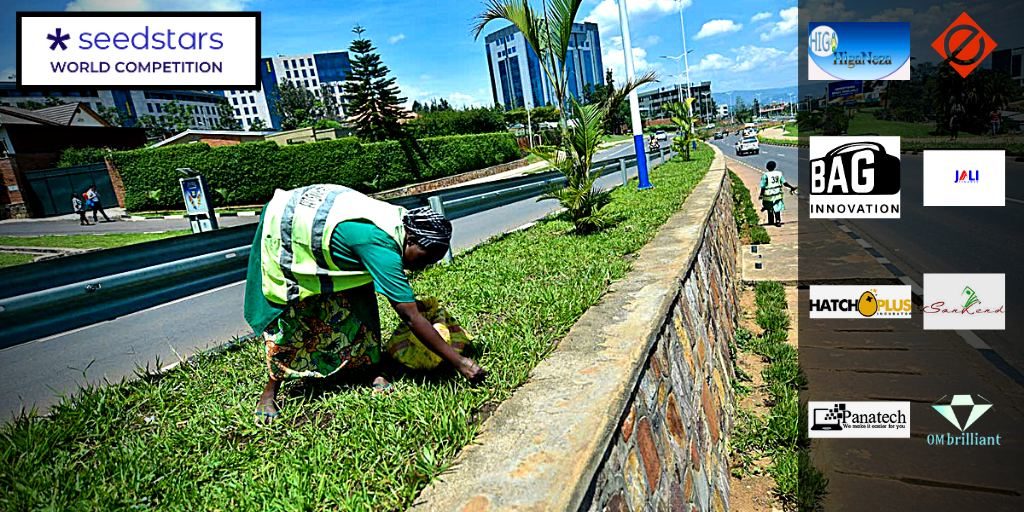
[411,150,731,511]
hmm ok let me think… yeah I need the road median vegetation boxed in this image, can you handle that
[0,146,714,511]
[109,132,521,211]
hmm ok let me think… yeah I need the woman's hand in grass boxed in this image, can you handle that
[456,357,488,385]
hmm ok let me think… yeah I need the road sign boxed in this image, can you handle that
[179,172,219,233]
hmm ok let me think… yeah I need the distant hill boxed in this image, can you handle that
[713,86,798,106]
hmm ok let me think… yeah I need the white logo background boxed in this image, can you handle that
[922,150,1005,206]
[923,273,1005,330]
[809,285,912,319]
[808,401,911,438]
[809,136,902,219]
[19,14,258,87]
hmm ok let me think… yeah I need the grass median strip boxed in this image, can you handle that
[732,281,827,510]
[728,171,770,245]
[0,252,36,269]
[0,231,191,250]
[0,146,713,511]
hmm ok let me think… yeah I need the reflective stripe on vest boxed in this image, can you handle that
[260,185,406,305]
[763,171,784,202]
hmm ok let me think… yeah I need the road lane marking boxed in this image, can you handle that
[834,220,1021,386]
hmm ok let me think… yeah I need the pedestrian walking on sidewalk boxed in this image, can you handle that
[85,186,111,223]
[759,160,796,227]
[71,194,90,226]
[245,184,488,424]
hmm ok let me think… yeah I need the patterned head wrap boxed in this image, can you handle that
[403,206,452,250]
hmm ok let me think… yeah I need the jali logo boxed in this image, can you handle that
[928,394,1002,447]
[954,170,979,183]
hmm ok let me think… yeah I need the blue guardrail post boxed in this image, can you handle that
[633,134,652,190]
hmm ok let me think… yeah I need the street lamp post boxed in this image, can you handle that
[677,0,692,101]
[660,52,692,105]
[617,0,652,190]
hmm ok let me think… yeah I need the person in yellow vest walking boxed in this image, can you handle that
[244,184,487,423]
[758,160,797,227]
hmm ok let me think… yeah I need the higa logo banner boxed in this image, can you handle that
[808,22,911,81]
[808,401,911,438]
[923,150,1005,206]
[809,137,901,219]
[923,274,1005,330]
[17,12,260,88]
[809,285,912,319]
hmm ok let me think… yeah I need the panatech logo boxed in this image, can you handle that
[808,401,910,438]
[928,394,1002,447]
[809,137,901,218]
[807,22,910,81]
[932,12,997,78]
[809,285,912,319]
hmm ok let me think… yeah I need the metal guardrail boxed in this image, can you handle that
[0,145,673,348]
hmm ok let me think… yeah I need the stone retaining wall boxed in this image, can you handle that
[411,148,740,512]
[582,175,739,511]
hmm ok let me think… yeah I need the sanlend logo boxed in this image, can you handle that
[923,150,1005,206]
[923,274,1005,330]
[809,401,910,438]
[17,12,260,88]
[809,137,901,218]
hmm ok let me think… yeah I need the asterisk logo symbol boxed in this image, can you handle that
[47,28,70,51]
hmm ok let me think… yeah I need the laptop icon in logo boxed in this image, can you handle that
[812,403,846,431]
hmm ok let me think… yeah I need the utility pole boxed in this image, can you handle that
[618,0,651,190]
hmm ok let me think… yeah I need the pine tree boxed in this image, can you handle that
[343,25,407,141]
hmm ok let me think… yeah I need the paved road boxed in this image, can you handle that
[0,140,670,419]
[710,134,798,182]
[0,142,645,237]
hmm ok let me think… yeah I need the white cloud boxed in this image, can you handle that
[645,35,662,46]
[731,45,788,72]
[585,0,691,38]
[65,0,250,10]
[601,35,659,83]
[388,33,406,44]
[750,12,772,23]
[694,19,742,40]
[690,53,732,72]
[760,7,798,41]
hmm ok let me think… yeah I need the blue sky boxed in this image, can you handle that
[0,0,798,106]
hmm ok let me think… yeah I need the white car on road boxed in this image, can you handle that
[735,136,760,156]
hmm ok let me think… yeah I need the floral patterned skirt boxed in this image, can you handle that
[264,286,381,380]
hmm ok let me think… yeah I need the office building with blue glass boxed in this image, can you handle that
[222,50,352,130]
[484,22,604,110]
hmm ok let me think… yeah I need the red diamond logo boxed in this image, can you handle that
[931,12,997,78]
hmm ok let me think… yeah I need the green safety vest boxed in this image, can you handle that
[260,185,406,305]
[763,170,785,202]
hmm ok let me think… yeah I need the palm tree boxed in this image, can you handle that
[666,98,699,160]
[474,0,657,232]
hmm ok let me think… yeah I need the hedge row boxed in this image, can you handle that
[110,132,521,211]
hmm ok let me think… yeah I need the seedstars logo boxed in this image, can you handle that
[47,28,70,51]
[928,394,1002,447]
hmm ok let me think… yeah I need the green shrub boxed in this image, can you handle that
[728,171,770,245]
[57,147,110,168]
[405,108,506,138]
[110,133,522,211]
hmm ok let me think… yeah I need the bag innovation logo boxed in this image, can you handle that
[809,137,902,219]
[17,12,260,88]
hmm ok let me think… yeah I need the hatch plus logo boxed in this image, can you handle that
[809,137,901,218]
[809,285,912,319]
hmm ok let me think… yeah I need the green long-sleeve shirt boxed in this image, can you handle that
[243,215,415,334]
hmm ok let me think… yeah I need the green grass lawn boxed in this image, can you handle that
[599,133,632,144]
[0,252,36,269]
[0,147,715,511]
[782,124,799,137]
[0,231,190,250]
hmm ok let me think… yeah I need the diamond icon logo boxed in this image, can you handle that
[932,394,992,432]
